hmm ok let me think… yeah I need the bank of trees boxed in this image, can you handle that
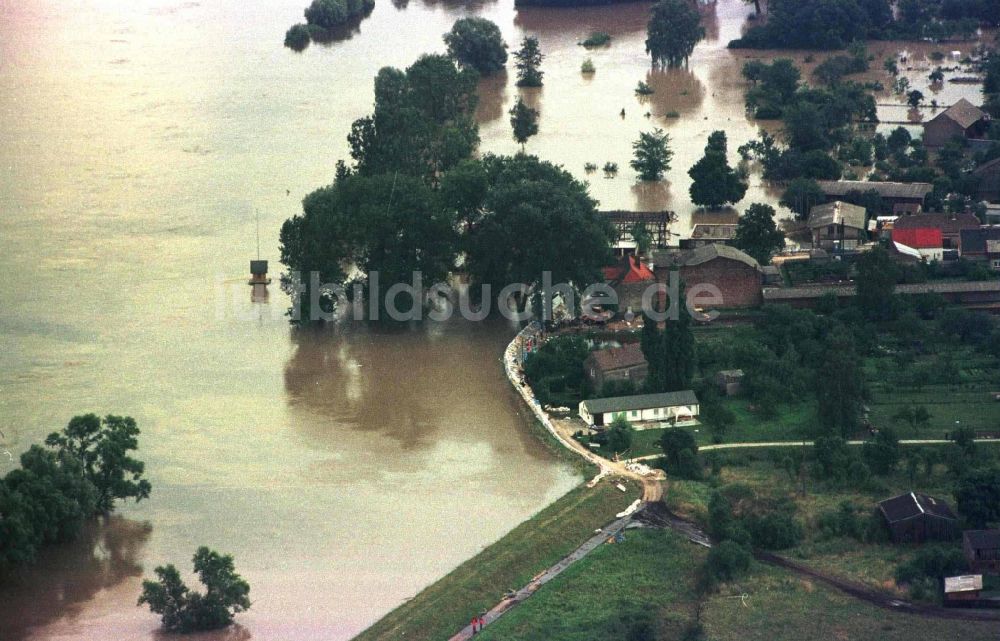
[0,414,150,571]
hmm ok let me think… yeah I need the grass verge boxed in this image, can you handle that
[352,479,640,641]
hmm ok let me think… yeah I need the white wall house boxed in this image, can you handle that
[579,391,700,430]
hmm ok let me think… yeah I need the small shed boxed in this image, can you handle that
[249,260,271,285]
[579,390,700,429]
[714,370,744,396]
[964,530,1000,574]
[877,492,959,543]
[943,575,983,604]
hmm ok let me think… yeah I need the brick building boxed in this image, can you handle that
[893,213,980,251]
[584,343,648,393]
[974,157,1000,203]
[923,98,991,148]
[960,227,1000,271]
[652,244,763,309]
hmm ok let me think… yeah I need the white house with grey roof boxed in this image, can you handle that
[579,391,699,429]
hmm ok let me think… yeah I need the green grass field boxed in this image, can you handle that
[353,479,640,641]
[476,529,706,641]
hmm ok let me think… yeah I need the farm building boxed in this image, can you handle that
[652,244,763,309]
[892,226,944,262]
[877,492,959,543]
[681,223,737,248]
[923,98,991,148]
[601,210,675,254]
[584,344,648,393]
[959,227,1000,271]
[579,390,699,429]
[974,156,1000,203]
[815,180,932,215]
[894,213,980,251]
[808,201,867,251]
[964,530,1000,574]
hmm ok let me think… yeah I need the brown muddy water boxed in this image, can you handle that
[0,0,992,639]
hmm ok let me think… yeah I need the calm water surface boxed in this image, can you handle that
[0,0,990,638]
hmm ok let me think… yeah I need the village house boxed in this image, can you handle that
[892,225,944,262]
[963,530,1000,574]
[877,492,959,544]
[816,180,933,216]
[974,157,1000,203]
[714,369,744,396]
[584,343,648,393]
[578,390,699,429]
[601,254,656,314]
[652,244,763,309]
[807,201,867,251]
[893,212,980,252]
[922,98,991,148]
[960,227,1000,271]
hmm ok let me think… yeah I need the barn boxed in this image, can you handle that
[877,492,959,544]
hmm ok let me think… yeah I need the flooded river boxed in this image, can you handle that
[0,0,991,638]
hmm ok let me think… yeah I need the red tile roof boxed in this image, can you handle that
[603,255,655,284]
[893,227,943,249]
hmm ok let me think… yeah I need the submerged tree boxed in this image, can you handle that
[139,547,251,633]
[513,36,544,87]
[646,0,704,68]
[45,414,152,514]
[630,128,673,181]
[509,98,539,150]
[443,17,508,75]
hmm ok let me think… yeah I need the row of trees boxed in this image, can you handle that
[0,415,151,571]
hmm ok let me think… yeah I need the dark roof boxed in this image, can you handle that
[816,180,933,200]
[973,156,1000,176]
[808,201,867,230]
[250,260,269,273]
[581,390,699,415]
[691,223,737,240]
[763,279,1000,301]
[586,344,647,372]
[652,244,761,272]
[894,213,980,235]
[929,98,989,130]
[879,492,957,523]
[960,227,1000,254]
[963,530,1000,550]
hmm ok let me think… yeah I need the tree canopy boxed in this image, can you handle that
[513,36,544,87]
[733,203,785,266]
[688,131,747,210]
[630,128,673,181]
[139,547,251,633]
[347,54,479,180]
[509,98,539,149]
[443,17,508,76]
[646,0,704,68]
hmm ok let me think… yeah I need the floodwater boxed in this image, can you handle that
[0,0,992,639]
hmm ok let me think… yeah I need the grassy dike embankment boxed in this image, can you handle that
[352,479,640,641]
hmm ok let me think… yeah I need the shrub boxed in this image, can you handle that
[581,58,595,74]
[895,545,967,585]
[581,32,611,48]
[284,23,311,50]
[635,81,654,95]
[744,511,803,550]
[706,540,752,582]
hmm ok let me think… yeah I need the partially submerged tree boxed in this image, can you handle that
[688,131,747,210]
[630,128,673,181]
[645,0,704,68]
[513,36,544,87]
[139,547,251,633]
[509,98,539,150]
[45,414,151,514]
[443,17,508,75]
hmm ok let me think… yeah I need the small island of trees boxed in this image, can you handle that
[285,0,376,50]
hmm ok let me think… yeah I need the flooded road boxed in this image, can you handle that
[0,0,991,638]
